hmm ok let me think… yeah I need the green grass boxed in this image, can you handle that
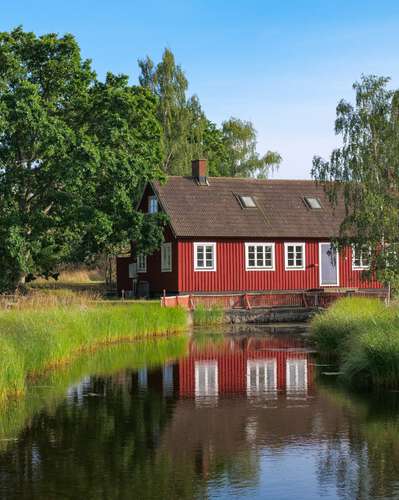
[192,304,225,326]
[0,303,187,403]
[0,335,188,450]
[311,297,399,389]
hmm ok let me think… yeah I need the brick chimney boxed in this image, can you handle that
[191,159,208,185]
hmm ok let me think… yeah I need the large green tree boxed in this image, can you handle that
[0,27,165,292]
[138,49,281,178]
[312,75,399,286]
[220,117,281,178]
[138,48,193,174]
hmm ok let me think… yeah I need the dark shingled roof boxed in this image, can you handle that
[151,176,345,239]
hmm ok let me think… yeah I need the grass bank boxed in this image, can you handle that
[0,335,188,450]
[311,297,399,389]
[192,305,225,326]
[0,302,187,403]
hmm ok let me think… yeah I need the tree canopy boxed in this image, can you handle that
[312,75,399,286]
[0,27,165,291]
[138,48,281,178]
[0,29,280,292]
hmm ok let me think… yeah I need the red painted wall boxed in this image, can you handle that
[116,256,133,293]
[117,181,381,294]
[116,227,178,294]
[177,238,381,293]
[137,225,179,294]
[178,337,314,397]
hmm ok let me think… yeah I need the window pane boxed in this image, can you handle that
[286,244,304,268]
[206,246,214,268]
[256,246,264,266]
[197,246,204,267]
[264,247,272,267]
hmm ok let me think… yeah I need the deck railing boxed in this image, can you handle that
[161,289,389,310]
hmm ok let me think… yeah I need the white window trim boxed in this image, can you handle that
[352,245,371,271]
[246,359,277,396]
[284,242,306,271]
[137,254,147,273]
[319,242,340,287]
[244,242,275,271]
[194,242,217,272]
[161,242,172,273]
[286,358,308,396]
[148,195,158,214]
[195,361,218,397]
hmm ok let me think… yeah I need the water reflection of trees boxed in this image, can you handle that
[316,383,399,500]
[0,374,205,499]
[2,334,399,499]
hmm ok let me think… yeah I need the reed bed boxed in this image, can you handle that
[0,335,188,450]
[0,289,101,310]
[0,302,187,403]
[192,305,225,326]
[311,297,399,389]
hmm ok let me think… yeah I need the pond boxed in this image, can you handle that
[0,325,399,499]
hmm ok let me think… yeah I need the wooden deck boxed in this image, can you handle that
[161,289,389,310]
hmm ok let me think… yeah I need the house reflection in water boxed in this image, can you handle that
[136,336,313,404]
[151,336,314,403]
[132,335,318,485]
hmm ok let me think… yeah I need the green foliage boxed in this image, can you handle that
[311,297,399,388]
[0,335,188,448]
[311,297,388,355]
[192,304,225,326]
[0,302,187,402]
[221,117,281,178]
[312,75,399,286]
[0,27,164,291]
[0,29,280,292]
[138,48,281,177]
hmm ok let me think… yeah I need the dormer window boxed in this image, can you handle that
[238,195,256,208]
[148,195,158,213]
[304,197,321,209]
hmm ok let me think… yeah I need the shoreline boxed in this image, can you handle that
[0,302,188,403]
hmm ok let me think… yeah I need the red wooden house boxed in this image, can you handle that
[117,159,381,297]
[135,336,314,401]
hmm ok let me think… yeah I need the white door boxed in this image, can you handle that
[319,243,339,286]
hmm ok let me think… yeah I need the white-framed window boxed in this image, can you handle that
[245,243,275,271]
[148,195,158,214]
[238,194,256,208]
[246,359,277,398]
[128,263,137,279]
[194,242,216,271]
[284,242,306,270]
[286,359,308,397]
[137,254,147,273]
[304,197,322,209]
[161,242,172,272]
[195,361,218,398]
[352,245,370,270]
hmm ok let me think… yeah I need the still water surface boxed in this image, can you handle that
[0,326,399,500]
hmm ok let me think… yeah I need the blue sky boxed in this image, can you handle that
[3,1,399,178]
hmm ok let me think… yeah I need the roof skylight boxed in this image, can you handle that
[304,197,322,209]
[238,195,256,208]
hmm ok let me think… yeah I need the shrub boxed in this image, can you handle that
[311,297,399,389]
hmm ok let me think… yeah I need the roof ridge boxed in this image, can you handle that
[163,176,317,183]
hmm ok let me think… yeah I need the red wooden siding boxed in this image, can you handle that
[178,336,314,397]
[137,226,179,294]
[116,256,133,293]
[177,239,380,293]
